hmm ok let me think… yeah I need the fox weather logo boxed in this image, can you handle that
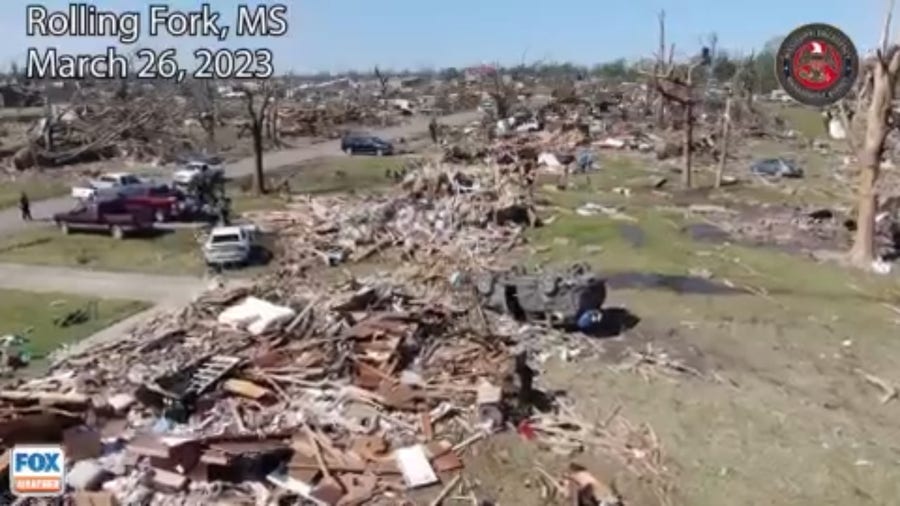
[10,445,66,497]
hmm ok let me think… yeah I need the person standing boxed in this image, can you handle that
[18,192,31,221]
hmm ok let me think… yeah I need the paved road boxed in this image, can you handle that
[0,263,206,303]
[0,111,479,236]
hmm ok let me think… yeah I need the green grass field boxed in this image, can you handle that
[506,157,900,506]
[0,288,148,359]
[230,155,412,213]
[0,228,204,275]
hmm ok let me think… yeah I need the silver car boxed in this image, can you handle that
[203,225,257,267]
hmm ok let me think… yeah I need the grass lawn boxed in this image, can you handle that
[0,177,69,210]
[278,155,410,194]
[762,102,827,139]
[513,163,900,506]
[230,155,411,214]
[0,288,148,359]
[231,190,290,214]
[0,228,204,275]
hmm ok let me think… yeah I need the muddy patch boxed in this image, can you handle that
[606,271,747,295]
[682,204,881,256]
[617,223,646,248]
[590,319,711,374]
[682,222,731,244]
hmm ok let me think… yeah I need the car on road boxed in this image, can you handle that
[71,172,153,201]
[341,133,394,156]
[53,199,155,239]
[750,158,803,178]
[203,224,259,267]
[173,155,225,188]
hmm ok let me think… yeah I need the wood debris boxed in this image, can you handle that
[0,162,666,504]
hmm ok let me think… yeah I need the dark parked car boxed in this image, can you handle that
[750,158,803,178]
[341,134,394,156]
[53,200,154,239]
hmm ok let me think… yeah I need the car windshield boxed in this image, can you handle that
[210,234,241,244]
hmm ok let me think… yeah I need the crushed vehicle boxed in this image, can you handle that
[472,264,607,329]
[53,199,155,239]
[750,158,803,178]
[202,224,260,267]
[172,154,225,188]
[71,172,154,201]
[341,132,394,156]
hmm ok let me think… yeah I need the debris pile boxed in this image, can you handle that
[277,102,404,139]
[435,80,787,182]
[0,260,664,504]
[678,201,900,263]
[10,90,194,170]
[0,161,673,503]
[248,163,538,273]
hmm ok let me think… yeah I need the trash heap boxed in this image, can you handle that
[0,263,663,505]
[0,166,667,505]
[276,102,404,139]
[248,163,538,275]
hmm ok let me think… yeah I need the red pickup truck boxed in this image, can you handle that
[121,186,185,222]
[53,200,154,239]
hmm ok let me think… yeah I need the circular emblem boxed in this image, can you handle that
[776,23,859,106]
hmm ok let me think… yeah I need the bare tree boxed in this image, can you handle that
[715,92,732,188]
[648,60,704,188]
[265,92,283,147]
[731,53,757,113]
[237,82,277,195]
[487,65,515,119]
[715,54,756,187]
[200,80,218,146]
[374,66,389,97]
[645,13,710,188]
[703,32,719,107]
[841,0,900,266]
[655,10,667,126]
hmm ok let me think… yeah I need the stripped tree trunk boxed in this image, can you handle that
[655,10,666,127]
[683,103,693,188]
[848,0,900,266]
[715,97,732,188]
[852,164,879,264]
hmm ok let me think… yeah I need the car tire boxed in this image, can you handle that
[376,149,384,157]
[59,222,69,235]
[111,225,124,240]
[154,210,167,223]
[345,146,354,155]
